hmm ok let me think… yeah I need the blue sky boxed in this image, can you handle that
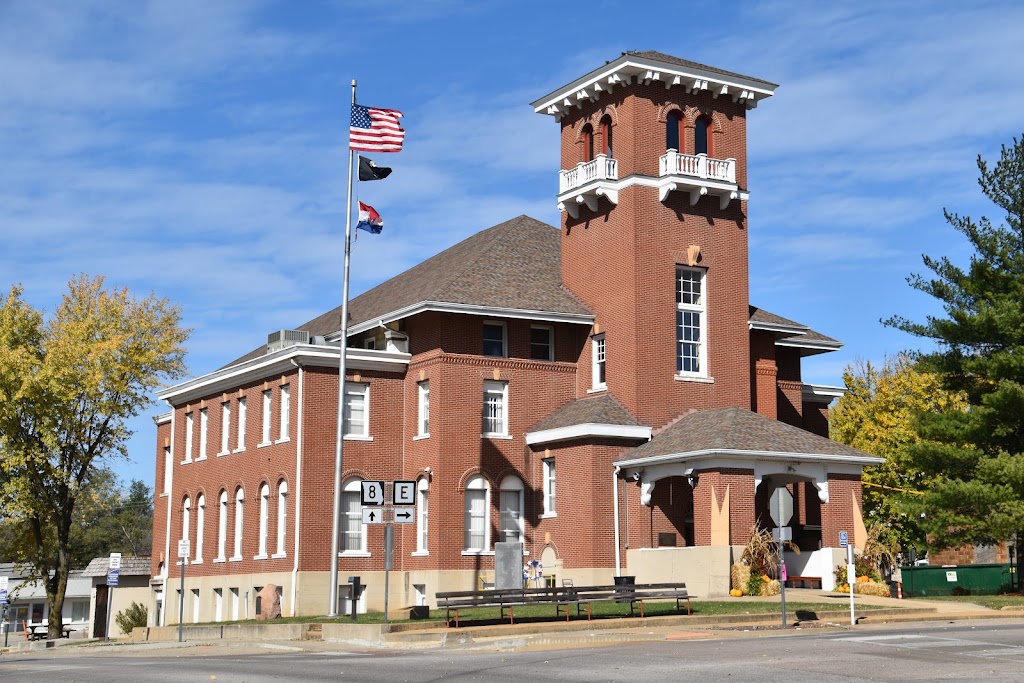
[3,1,1024,487]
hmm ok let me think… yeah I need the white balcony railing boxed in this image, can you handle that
[559,154,618,194]
[659,151,736,183]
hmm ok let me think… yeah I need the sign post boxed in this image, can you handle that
[104,553,121,642]
[847,543,856,626]
[358,480,417,626]
[177,539,190,643]
[769,488,794,628]
[0,575,8,648]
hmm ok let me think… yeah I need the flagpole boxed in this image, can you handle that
[328,79,358,617]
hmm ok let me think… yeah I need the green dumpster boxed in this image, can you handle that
[899,563,1014,597]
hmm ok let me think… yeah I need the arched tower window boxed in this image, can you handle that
[600,115,613,157]
[694,115,712,156]
[581,123,594,162]
[666,110,682,151]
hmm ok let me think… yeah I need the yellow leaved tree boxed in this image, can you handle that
[0,275,188,639]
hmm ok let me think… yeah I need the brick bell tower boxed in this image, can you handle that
[532,51,777,428]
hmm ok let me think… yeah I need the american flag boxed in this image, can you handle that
[350,104,405,152]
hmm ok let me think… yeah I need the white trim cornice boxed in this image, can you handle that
[802,384,846,403]
[342,301,594,338]
[158,345,411,404]
[532,53,776,119]
[557,173,748,218]
[525,423,652,446]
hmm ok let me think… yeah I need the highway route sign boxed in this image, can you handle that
[361,481,385,506]
[393,480,416,506]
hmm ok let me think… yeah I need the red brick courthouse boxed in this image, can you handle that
[148,51,881,624]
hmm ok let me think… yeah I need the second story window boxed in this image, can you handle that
[542,458,556,516]
[482,380,508,437]
[279,384,290,441]
[530,325,553,361]
[483,321,506,357]
[236,396,246,451]
[220,401,231,455]
[343,383,370,438]
[666,110,682,151]
[592,334,606,390]
[184,412,194,463]
[260,390,272,446]
[198,408,208,459]
[417,381,429,437]
[676,267,707,376]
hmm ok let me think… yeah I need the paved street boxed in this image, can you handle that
[6,620,1024,681]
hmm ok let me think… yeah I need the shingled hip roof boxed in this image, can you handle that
[526,394,651,446]
[615,407,882,466]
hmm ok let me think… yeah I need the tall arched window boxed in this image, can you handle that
[275,480,288,557]
[341,478,367,554]
[694,115,712,156]
[232,487,244,560]
[181,496,191,561]
[195,494,205,562]
[217,490,228,560]
[601,115,613,157]
[415,477,429,554]
[464,475,490,552]
[666,110,682,151]
[581,123,594,162]
[499,476,524,544]
[257,483,270,558]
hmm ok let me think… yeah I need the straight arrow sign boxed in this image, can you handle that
[362,508,384,524]
[393,508,414,524]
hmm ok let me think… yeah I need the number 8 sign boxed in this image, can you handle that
[361,480,385,506]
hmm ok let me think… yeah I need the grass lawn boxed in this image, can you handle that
[204,600,882,627]
[913,594,1024,610]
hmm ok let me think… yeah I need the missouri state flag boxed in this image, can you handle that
[356,201,384,234]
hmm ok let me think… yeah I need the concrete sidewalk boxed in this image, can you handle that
[3,590,1018,656]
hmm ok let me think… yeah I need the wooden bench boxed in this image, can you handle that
[436,582,692,627]
[786,576,822,589]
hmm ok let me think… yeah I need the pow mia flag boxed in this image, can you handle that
[358,155,392,181]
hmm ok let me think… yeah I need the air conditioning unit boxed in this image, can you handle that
[267,329,310,353]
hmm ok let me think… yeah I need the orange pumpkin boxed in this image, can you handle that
[730,589,743,597]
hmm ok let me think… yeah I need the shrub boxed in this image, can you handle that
[114,602,148,635]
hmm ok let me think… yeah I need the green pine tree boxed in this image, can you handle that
[886,134,1024,551]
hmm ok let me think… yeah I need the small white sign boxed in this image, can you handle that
[178,539,191,559]
[361,480,385,506]
[362,507,385,524]
[108,552,122,570]
[392,507,414,524]
[393,480,416,506]
[946,571,958,582]
[772,526,792,542]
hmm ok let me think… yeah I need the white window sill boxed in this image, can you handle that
[228,556,242,562]
[412,434,429,441]
[411,551,429,557]
[675,374,714,384]
[213,558,226,564]
[340,551,371,558]
[195,455,207,462]
[461,550,496,556]
[180,459,192,465]
[160,492,169,498]
[482,434,512,440]
[253,554,268,561]
[216,450,230,457]
[587,386,607,394]
[190,559,203,565]
[540,512,557,519]
[274,437,290,445]
[233,446,246,453]
[271,552,287,559]
[343,435,373,441]
[256,441,272,449]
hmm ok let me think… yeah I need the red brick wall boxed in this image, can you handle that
[822,473,863,548]
[151,419,171,577]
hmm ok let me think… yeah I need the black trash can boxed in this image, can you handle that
[614,575,636,602]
